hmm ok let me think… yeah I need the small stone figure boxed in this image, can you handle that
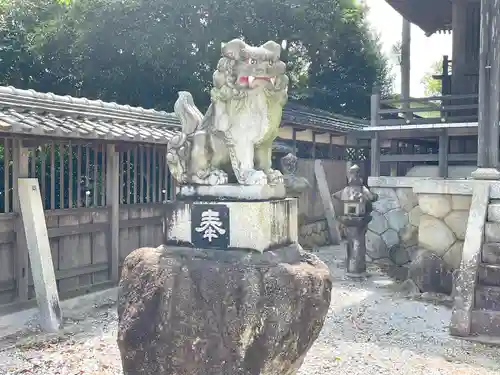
[280,153,311,196]
[332,165,377,278]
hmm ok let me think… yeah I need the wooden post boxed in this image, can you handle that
[442,55,451,95]
[18,178,62,332]
[292,128,297,156]
[329,134,333,159]
[370,88,381,177]
[371,88,380,128]
[401,18,411,120]
[390,140,398,176]
[473,0,500,179]
[314,160,341,245]
[451,0,468,95]
[370,133,381,177]
[311,131,316,159]
[12,139,29,302]
[311,131,317,215]
[106,144,120,282]
[439,130,449,178]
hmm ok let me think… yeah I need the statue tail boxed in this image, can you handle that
[174,91,204,135]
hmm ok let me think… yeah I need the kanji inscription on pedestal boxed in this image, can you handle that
[192,204,230,249]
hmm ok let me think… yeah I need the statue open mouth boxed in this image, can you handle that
[239,76,276,86]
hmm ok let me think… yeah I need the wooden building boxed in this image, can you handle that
[360,0,491,178]
[363,0,500,341]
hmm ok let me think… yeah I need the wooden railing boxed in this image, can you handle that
[371,93,479,126]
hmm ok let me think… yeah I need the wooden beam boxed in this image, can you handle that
[106,144,120,283]
[476,0,500,170]
[371,88,380,127]
[12,139,29,302]
[438,130,449,177]
[390,140,399,176]
[119,216,163,229]
[47,223,109,238]
[370,132,381,177]
[56,263,109,280]
[312,132,316,159]
[374,127,479,139]
[401,18,411,120]
[329,134,333,158]
[380,153,476,163]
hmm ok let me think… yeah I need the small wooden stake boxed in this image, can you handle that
[314,160,341,245]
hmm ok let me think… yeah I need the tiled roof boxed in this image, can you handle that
[0,86,363,144]
[283,103,368,132]
[0,86,180,144]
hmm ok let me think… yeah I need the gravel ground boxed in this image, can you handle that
[1,245,500,375]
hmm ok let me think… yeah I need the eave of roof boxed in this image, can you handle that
[385,0,452,36]
[0,86,180,144]
[0,86,365,143]
[282,102,368,133]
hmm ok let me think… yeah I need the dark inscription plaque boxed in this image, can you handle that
[191,204,230,249]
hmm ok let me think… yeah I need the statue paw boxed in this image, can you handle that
[192,169,228,185]
[240,169,268,185]
[266,169,284,185]
[207,169,228,185]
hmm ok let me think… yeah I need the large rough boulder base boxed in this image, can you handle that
[117,244,332,375]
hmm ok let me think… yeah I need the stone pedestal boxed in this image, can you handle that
[117,244,332,375]
[166,194,298,253]
[339,216,369,278]
[471,168,500,180]
[118,184,332,375]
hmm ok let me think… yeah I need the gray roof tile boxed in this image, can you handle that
[0,86,366,144]
[0,86,181,144]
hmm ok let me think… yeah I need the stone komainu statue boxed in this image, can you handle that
[166,39,289,186]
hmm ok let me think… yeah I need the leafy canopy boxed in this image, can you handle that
[0,0,392,118]
[421,60,445,97]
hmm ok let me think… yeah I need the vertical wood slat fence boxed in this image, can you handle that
[0,136,175,313]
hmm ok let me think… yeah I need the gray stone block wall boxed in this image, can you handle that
[299,219,329,249]
[365,185,472,295]
[366,187,418,266]
[417,194,471,269]
[366,187,470,271]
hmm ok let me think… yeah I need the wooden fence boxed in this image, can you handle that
[378,136,479,177]
[372,93,479,126]
[0,135,358,313]
[0,136,175,313]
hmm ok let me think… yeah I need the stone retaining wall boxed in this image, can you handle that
[366,186,419,266]
[366,177,473,295]
[299,219,329,249]
[417,194,471,269]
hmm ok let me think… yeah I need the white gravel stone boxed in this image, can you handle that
[1,245,499,375]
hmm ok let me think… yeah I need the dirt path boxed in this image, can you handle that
[0,245,499,375]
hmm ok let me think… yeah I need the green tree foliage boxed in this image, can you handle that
[421,60,444,97]
[0,0,391,118]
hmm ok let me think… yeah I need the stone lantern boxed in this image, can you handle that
[332,165,377,278]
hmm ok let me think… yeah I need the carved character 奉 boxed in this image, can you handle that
[166,39,289,186]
